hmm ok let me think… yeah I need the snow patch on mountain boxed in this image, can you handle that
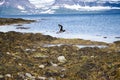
[29,0,55,8]
[60,4,120,11]
[0,0,5,5]
[17,5,25,10]
[41,9,55,14]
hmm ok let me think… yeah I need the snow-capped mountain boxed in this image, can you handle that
[31,0,120,14]
[0,0,35,15]
[0,0,120,15]
[53,0,120,9]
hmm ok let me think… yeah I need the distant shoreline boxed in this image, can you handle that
[0,18,35,26]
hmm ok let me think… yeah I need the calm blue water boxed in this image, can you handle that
[0,13,120,43]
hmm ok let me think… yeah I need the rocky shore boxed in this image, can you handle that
[0,18,35,25]
[0,18,120,80]
[0,31,120,80]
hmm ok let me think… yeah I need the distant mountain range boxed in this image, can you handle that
[0,0,35,15]
[0,0,120,15]
[54,0,120,7]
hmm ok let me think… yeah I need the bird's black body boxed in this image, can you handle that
[58,24,65,32]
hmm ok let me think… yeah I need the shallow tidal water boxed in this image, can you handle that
[0,12,120,43]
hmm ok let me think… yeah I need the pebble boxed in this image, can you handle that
[5,74,12,77]
[18,63,22,66]
[18,73,25,78]
[103,37,107,38]
[115,37,120,38]
[50,62,58,67]
[25,49,31,51]
[31,49,36,52]
[57,56,67,63]
[25,73,35,79]
[91,56,95,58]
[33,53,48,58]
[38,76,46,80]
[61,68,66,72]
[0,75,4,78]
[48,77,56,80]
[60,74,65,78]
[25,49,36,52]
[25,73,32,78]
[6,52,10,55]
[39,64,45,69]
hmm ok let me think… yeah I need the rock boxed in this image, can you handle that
[16,27,30,30]
[25,73,33,78]
[57,56,67,63]
[103,37,107,38]
[38,76,46,80]
[25,49,36,52]
[39,64,45,69]
[0,75,4,78]
[0,18,35,25]
[6,52,10,55]
[5,74,12,77]
[25,49,31,52]
[61,68,66,72]
[31,49,36,52]
[18,72,25,79]
[18,63,22,66]
[90,56,95,58]
[32,53,48,58]
[60,74,65,78]
[15,24,23,26]
[115,37,120,38]
[48,77,56,80]
[50,62,58,67]
[18,72,35,79]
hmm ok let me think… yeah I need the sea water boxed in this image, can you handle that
[0,12,120,43]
